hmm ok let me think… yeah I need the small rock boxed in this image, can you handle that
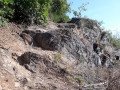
[0,85,2,90]
[24,86,29,90]
[15,82,20,88]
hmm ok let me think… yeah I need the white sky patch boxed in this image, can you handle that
[107,26,120,38]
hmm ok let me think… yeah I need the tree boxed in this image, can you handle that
[50,0,71,22]
[0,0,14,19]
[73,3,88,18]
[0,0,52,24]
[0,0,71,24]
[14,0,52,24]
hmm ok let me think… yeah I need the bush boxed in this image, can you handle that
[75,76,84,85]
[72,3,88,18]
[50,0,70,22]
[110,36,120,49]
[0,16,8,27]
[0,0,14,19]
[0,0,71,24]
[13,0,51,24]
[66,75,73,83]
[54,52,62,62]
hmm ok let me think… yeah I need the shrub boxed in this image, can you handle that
[0,0,71,24]
[13,0,51,24]
[0,16,8,27]
[54,52,62,62]
[75,76,84,85]
[73,3,88,18]
[110,36,120,49]
[50,0,70,22]
[81,55,86,63]
[66,75,73,83]
[0,0,14,19]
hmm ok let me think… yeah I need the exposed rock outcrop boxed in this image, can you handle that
[20,52,66,75]
[0,18,120,90]
[25,18,115,67]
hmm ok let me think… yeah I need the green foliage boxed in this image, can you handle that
[50,0,70,22]
[14,0,51,24]
[73,11,79,17]
[0,16,8,27]
[73,3,88,17]
[0,0,71,24]
[54,52,62,62]
[0,0,14,19]
[66,75,73,83]
[75,76,84,85]
[81,55,86,63]
[110,36,120,49]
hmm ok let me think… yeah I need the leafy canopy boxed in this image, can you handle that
[0,0,70,24]
[50,0,70,22]
[73,3,89,18]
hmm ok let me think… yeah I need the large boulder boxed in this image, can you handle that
[34,29,85,61]
[20,52,65,74]
[20,18,117,67]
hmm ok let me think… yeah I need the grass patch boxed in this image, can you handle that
[54,52,62,62]
[66,75,73,83]
[81,55,86,63]
[75,76,84,85]
[0,17,8,27]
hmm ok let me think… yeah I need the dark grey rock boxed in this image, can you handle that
[20,52,66,74]
[34,29,85,61]
[20,18,118,67]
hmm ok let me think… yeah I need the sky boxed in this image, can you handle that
[67,0,120,36]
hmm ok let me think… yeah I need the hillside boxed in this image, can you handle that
[0,18,120,90]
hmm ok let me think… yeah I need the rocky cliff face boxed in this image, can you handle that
[0,18,120,90]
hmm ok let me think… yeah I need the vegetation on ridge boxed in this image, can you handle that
[0,0,70,24]
[110,35,120,49]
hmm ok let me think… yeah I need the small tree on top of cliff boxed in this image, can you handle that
[73,3,88,18]
[50,0,71,22]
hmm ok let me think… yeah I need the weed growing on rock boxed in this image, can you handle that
[66,75,73,83]
[54,52,62,62]
[75,76,84,85]
[81,56,86,63]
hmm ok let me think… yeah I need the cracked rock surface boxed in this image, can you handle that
[0,18,120,90]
